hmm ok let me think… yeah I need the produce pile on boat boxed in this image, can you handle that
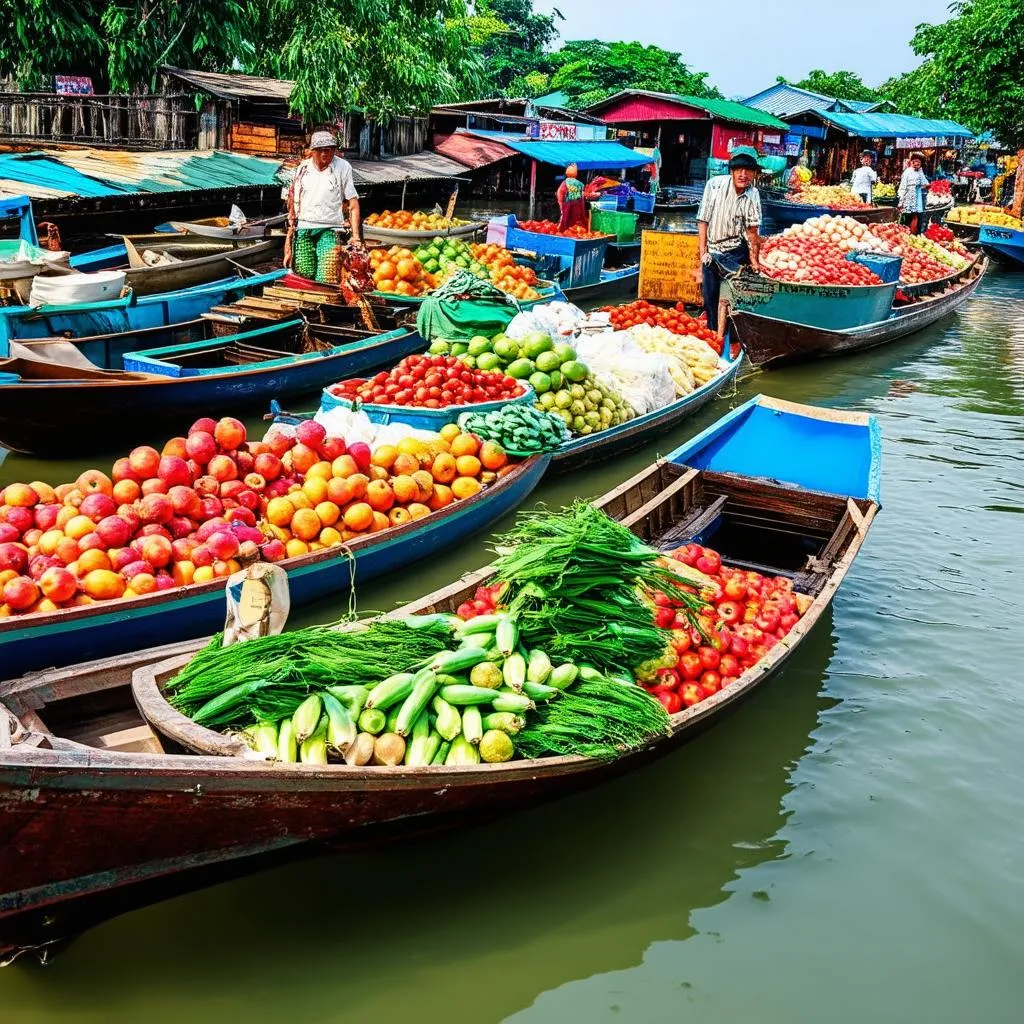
[364,210,470,231]
[326,353,527,409]
[457,404,571,455]
[873,182,897,200]
[600,300,724,354]
[927,180,953,208]
[470,242,543,299]
[759,234,885,286]
[0,417,516,617]
[623,325,727,396]
[946,205,1022,229]
[369,246,437,297]
[516,219,609,240]
[638,542,810,712]
[871,223,972,283]
[785,185,870,209]
[168,504,725,765]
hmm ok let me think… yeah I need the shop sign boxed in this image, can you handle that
[639,230,701,304]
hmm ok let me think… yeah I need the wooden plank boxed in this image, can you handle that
[232,123,277,139]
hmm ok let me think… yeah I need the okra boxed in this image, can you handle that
[440,684,504,706]
[431,739,453,765]
[395,667,440,737]
[495,616,519,657]
[491,692,535,714]
[502,653,527,692]
[462,706,483,746]
[548,663,579,690]
[276,718,297,763]
[365,672,415,710]
[522,680,560,701]
[526,649,552,684]
[445,736,481,766]
[322,692,357,752]
[291,694,323,744]
[431,695,462,741]
[482,712,526,735]
[357,707,387,736]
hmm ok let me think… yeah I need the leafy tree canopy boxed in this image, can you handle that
[786,69,880,103]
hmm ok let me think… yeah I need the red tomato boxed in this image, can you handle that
[679,652,703,681]
[680,683,703,708]
[654,689,683,714]
[697,646,721,671]
[700,671,721,696]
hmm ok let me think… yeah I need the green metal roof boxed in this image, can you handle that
[671,96,789,130]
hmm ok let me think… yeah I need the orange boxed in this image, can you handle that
[428,437,451,456]
[291,507,322,542]
[343,502,373,531]
[391,475,419,505]
[285,538,310,558]
[302,477,329,505]
[319,527,342,546]
[366,480,395,512]
[315,501,341,527]
[440,423,461,442]
[347,473,369,500]
[451,477,482,500]
[371,445,398,471]
[376,279,396,293]
[392,453,420,477]
[370,511,390,533]
[265,496,295,527]
[396,437,428,458]
[375,259,397,281]
[455,455,482,478]
[479,440,508,471]
[227,559,242,575]
[428,484,454,511]
[82,568,125,600]
[332,455,359,478]
[389,507,412,527]
[407,502,431,520]
[305,460,334,481]
[411,470,434,502]
[450,433,480,458]
[193,565,216,584]
[396,258,421,281]
[431,453,457,484]
[77,549,112,574]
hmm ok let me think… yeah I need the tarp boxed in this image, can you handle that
[817,111,975,140]
[434,133,517,169]
[463,132,650,170]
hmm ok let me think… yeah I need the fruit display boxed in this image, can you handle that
[516,219,608,240]
[364,210,470,232]
[929,179,952,196]
[786,185,869,209]
[873,182,897,200]
[535,372,634,435]
[771,215,887,252]
[368,246,435,296]
[0,417,512,618]
[327,353,527,409]
[925,222,956,245]
[458,403,571,454]
[413,237,490,281]
[637,541,810,712]
[601,300,724,355]
[947,205,1022,229]
[627,324,725,396]
[760,232,884,286]
[871,224,971,282]
[414,237,541,302]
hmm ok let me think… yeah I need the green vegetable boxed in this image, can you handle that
[482,712,526,735]
[291,694,323,745]
[395,668,440,737]
[430,648,489,674]
[548,664,580,690]
[322,692,356,752]
[357,708,387,736]
[491,692,535,714]
[522,681,560,701]
[431,696,463,741]
[300,719,328,764]
[469,661,504,689]
[501,653,526,691]
[462,706,484,745]
[479,730,514,763]
[276,718,297,763]
[432,740,453,765]
[526,650,552,684]
[365,672,416,711]
[495,616,519,657]
[440,684,504,706]
[445,736,481,765]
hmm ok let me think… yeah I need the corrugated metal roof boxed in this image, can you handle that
[346,152,471,184]
[464,132,650,169]
[588,90,787,129]
[161,66,293,103]
[0,149,284,200]
[434,133,516,169]
[533,90,571,109]
[743,82,835,117]
[816,111,975,139]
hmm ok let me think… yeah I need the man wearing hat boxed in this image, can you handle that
[695,149,763,333]
[286,130,362,282]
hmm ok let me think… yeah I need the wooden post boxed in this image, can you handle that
[528,159,537,220]
[1012,148,1024,218]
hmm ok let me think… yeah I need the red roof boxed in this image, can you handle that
[433,133,516,169]
[596,96,708,124]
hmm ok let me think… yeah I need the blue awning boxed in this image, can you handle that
[816,111,975,140]
[463,131,651,170]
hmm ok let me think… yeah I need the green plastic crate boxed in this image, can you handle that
[590,206,638,243]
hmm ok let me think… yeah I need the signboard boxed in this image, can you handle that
[54,75,93,95]
[538,121,577,141]
[639,229,702,305]
[711,125,757,161]
[896,136,937,149]
[785,124,827,139]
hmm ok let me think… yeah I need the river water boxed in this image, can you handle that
[1,265,1023,1022]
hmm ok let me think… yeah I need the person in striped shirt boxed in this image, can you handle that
[696,151,763,332]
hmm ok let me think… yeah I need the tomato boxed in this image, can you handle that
[695,551,721,574]
[679,652,703,681]
[680,683,703,708]
[654,689,683,714]
[723,577,747,601]
[697,646,720,671]
[655,606,675,628]
[719,653,740,677]
[716,600,742,626]
[755,611,780,634]
[700,671,721,696]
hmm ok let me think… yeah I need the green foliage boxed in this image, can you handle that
[881,0,1024,146]
[0,0,104,88]
[791,69,880,103]
[472,0,564,96]
[549,40,720,109]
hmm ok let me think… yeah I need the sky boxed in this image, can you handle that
[537,0,954,98]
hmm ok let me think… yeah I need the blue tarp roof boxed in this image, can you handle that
[817,111,975,139]
[464,131,650,169]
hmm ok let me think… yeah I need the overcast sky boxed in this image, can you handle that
[539,0,953,98]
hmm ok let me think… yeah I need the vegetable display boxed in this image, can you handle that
[458,404,570,454]
[413,238,542,302]
[627,324,724,396]
[600,300,724,355]
[873,182,897,200]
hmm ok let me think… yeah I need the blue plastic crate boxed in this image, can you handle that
[505,221,610,287]
[631,192,656,214]
[846,251,903,284]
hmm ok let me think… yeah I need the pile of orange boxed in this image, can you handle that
[469,243,541,301]
[365,210,467,231]
[368,246,437,296]
[261,426,510,552]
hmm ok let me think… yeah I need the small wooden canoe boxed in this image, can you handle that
[120,238,281,296]
[363,221,487,244]
[730,259,988,369]
[762,195,899,228]
[977,224,1024,267]
[161,214,288,240]
[0,454,549,680]
[560,264,640,306]
[0,395,879,959]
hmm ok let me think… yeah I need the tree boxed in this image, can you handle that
[468,0,564,97]
[0,0,106,89]
[791,69,880,102]
[881,0,1024,146]
[548,40,720,109]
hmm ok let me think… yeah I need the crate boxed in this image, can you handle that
[590,206,638,243]
[631,192,656,214]
[593,199,618,212]
[505,220,610,287]
[846,251,903,283]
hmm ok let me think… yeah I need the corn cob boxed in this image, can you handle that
[357,707,387,735]
[502,653,526,692]
[365,672,415,710]
[495,616,519,657]
[396,667,440,737]
[491,692,535,714]
[526,649,552,684]
[322,692,357,752]
[431,695,462,741]
[429,648,489,674]
[445,736,481,765]
[291,694,323,744]
[440,684,505,706]
[276,718,297,763]
[462,706,483,746]
[548,664,580,690]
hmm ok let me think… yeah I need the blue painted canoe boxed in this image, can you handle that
[762,196,898,229]
[978,224,1024,267]
[0,269,287,355]
[561,264,640,306]
[0,454,549,678]
[68,243,128,273]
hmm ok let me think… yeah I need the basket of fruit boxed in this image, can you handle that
[363,210,487,243]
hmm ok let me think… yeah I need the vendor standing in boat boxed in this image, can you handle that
[898,151,930,235]
[556,163,588,231]
[285,130,363,282]
[850,151,878,205]
[696,150,763,334]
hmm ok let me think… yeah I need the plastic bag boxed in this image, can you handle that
[574,332,676,415]
[313,405,377,447]
[223,562,290,646]
[504,300,585,340]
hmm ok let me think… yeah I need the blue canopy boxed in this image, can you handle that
[465,132,651,170]
[817,111,975,140]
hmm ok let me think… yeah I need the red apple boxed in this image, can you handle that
[264,478,291,499]
[140,535,173,569]
[0,523,20,544]
[168,485,202,519]
[2,483,39,507]
[121,560,154,581]
[2,575,39,611]
[231,524,264,546]
[138,492,174,525]
[155,573,176,591]
[167,515,195,540]
[265,428,295,458]
[189,416,217,436]
[199,495,223,520]
[206,531,240,561]
[79,492,118,523]
[171,538,197,563]
[111,547,137,572]
[253,453,282,482]
[348,441,371,473]
[34,504,60,531]
[96,515,131,548]
[214,417,246,451]
[111,457,141,483]
[185,431,217,466]
[296,420,327,451]
[22,527,42,549]
[128,446,161,479]
[28,554,62,580]
[195,518,228,543]
[194,475,220,497]
[234,450,254,476]
[78,532,106,553]
[243,472,266,493]
[117,505,142,536]
[157,455,192,489]
[319,436,347,461]
[208,455,238,483]
[191,544,214,567]
[0,543,28,573]
[226,507,257,528]
[0,505,33,535]
[219,479,246,500]
[259,539,286,562]
[138,524,172,542]
[39,566,77,604]
[141,478,168,496]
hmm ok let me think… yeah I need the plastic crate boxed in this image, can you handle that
[593,199,618,212]
[631,192,656,214]
[846,252,903,283]
[505,221,610,287]
[320,385,535,430]
[590,206,638,243]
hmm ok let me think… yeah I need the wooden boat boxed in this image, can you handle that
[730,258,988,369]
[0,269,287,352]
[0,321,425,456]
[977,224,1024,267]
[560,264,639,305]
[363,221,487,244]
[0,394,879,960]
[159,214,287,240]
[0,454,549,681]
[762,193,898,228]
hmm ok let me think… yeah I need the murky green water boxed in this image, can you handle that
[2,268,1023,1022]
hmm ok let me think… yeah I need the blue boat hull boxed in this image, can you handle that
[0,456,549,678]
[978,224,1024,267]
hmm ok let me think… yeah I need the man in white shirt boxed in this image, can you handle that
[285,130,362,282]
[850,151,878,205]
[696,150,762,333]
